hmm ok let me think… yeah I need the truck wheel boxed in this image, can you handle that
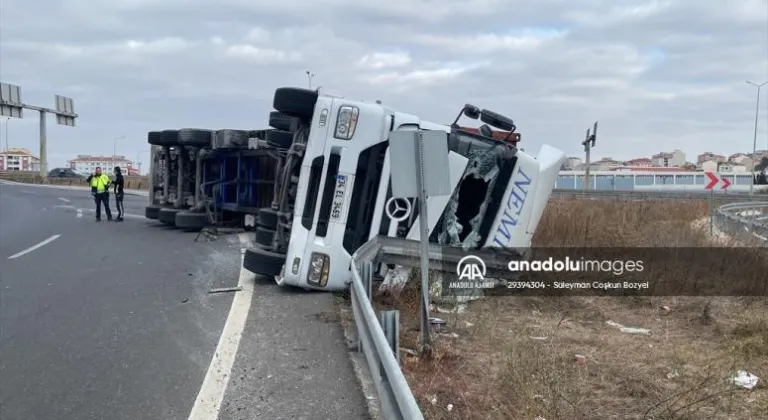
[265,130,294,149]
[145,205,162,219]
[175,211,208,231]
[160,130,180,146]
[258,208,278,229]
[273,87,318,119]
[269,111,301,132]
[243,246,285,277]
[158,208,182,226]
[178,129,213,147]
[255,227,276,247]
[147,131,164,146]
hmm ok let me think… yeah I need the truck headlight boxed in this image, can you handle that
[334,106,359,140]
[307,252,330,287]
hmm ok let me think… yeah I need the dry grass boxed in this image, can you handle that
[375,199,768,420]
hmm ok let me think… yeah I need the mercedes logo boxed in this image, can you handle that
[385,197,412,222]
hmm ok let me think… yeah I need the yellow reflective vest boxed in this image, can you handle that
[89,174,111,193]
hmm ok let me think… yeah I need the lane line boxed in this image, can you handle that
[187,249,255,420]
[8,235,62,259]
[57,197,71,203]
[76,208,144,219]
[753,232,768,241]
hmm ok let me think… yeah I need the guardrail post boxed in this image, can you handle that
[379,310,400,364]
[379,310,400,386]
[361,261,373,300]
[356,261,374,354]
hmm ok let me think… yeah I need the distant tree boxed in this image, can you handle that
[757,171,767,185]
[756,157,768,172]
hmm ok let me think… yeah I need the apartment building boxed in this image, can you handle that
[68,155,137,176]
[0,148,41,172]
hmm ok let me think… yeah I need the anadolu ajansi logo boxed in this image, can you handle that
[457,255,486,281]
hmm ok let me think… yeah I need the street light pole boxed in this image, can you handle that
[746,80,767,195]
[305,70,315,89]
[2,117,8,152]
[112,135,125,171]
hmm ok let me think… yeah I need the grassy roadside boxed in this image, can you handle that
[375,199,767,420]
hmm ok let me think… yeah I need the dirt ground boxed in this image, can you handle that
[375,199,768,420]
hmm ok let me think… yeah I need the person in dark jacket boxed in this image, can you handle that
[86,166,112,222]
[113,166,125,221]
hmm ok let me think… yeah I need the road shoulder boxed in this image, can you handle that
[217,277,369,420]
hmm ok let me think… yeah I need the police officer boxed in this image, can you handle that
[86,166,113,222]
[113,166,125,222]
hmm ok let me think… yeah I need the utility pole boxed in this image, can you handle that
[581,121,598,191]
[305,70,315,89]
[746,80,767,195]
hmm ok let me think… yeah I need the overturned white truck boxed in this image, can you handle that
[243,87,566,291]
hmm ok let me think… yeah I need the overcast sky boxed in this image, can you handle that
[2,0,768,171]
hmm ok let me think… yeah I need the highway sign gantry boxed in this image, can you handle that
[705,171,731,190]
[0,82,78,176]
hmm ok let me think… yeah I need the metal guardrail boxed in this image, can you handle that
[552,189,768,202]
[714,201,768,244]
[349,237,424,420]
[348,236,516,420]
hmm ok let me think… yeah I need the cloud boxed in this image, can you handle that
[2,0,768,170]
[357,52,412,70]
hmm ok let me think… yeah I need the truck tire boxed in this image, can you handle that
[145,205,162,219]
[273,87,318,119]
[160,130,180,146]
[269,111,301,132]
[147,131,164,146]
[158,208,182,226]
[258,208,278,229]
[265,130,294,149]
[255,227,276,247]
[178,129,213,147]
[243,246,285,277]
[175,211,208,231]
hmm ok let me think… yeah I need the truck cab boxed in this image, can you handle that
[242,87,566,291]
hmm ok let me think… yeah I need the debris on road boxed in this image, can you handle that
[208,286,243,294]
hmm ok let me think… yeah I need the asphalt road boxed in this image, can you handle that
[0,183,368,420]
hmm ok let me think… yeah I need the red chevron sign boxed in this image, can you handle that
[704,172,731,190]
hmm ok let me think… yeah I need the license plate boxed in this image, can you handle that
[330,174,347,221]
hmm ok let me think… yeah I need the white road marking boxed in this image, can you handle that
[57,197,71,203]
[753,232,768,241]
[76,208,143,219]
[187,250,255,420]
[8,235,61,259]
